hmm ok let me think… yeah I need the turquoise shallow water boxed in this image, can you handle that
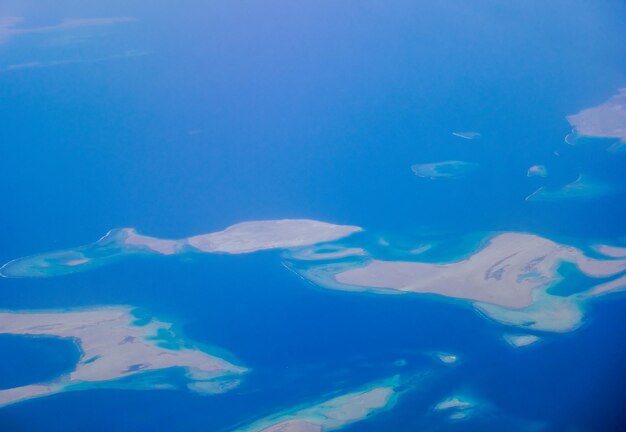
[1,0,626,430]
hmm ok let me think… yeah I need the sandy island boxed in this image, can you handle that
[187,220,361,254]
[0,307,247,407]
[0,219,362,278]
[527,165,548,178]
[503,334,540,348]
[235,376,403,432]
[567,88,626,143]
[294,232,626,332]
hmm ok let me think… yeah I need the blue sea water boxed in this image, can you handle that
[1,0,626,431]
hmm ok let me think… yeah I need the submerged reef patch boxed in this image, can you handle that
[411,160,478,179]
[526,174,614,201]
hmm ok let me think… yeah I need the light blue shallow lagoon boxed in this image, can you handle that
[1,1,626,431]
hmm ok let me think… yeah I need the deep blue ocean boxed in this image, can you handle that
[1,1,626,431]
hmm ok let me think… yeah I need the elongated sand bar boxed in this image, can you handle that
[235,376,404,432]
[594,244,626,258]
[503,334,540,348]
[1,219,362,278]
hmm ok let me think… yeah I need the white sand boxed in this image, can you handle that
[435,352,458,364]
[259,420,322,432]
[593,244,626,258]
[434,396,474,411]
[588,274,626,296]
[188,220,362,254]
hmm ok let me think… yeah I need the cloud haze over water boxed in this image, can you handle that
[0,16,137,44]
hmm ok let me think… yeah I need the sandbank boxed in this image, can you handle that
[503,334,540,347]
[434,352,458,364]
[1,219,362,278]
[593,244,626,258]
[235,376,402,432]
[0,306,247,407]
[527,165,548,178]
[295,232,626,332]
[566,88,626,143]
[526,174,612,201]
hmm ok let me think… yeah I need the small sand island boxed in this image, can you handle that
[503,334,541,348]
[0,307,247,407]
[411,161,478,179]
[526,174,613,201]
[452,131,481,140]
[234,376,405,432]
[527,165,548,178]
[292,232,626,332]
[434,352,458,365]
[566,88,626,144]
[434,395,476,420]
[0,219,361,278]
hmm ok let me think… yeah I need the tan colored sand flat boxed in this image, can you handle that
[0,307,247,407]
[122,228,181,255]
[285,245,367,261]
[187,220,362,254]
[593,244,626,258]
[236,377,400,432]
[334,233,626,308]
[567,88,626,142]
[503,334,540,348]
[588,274,626,296]
[259,420,322,432]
